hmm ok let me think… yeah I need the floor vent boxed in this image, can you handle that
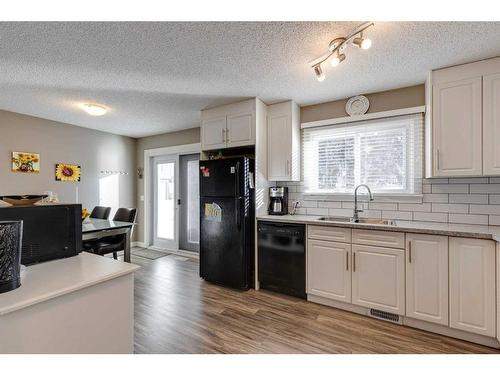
[369,309,402,324]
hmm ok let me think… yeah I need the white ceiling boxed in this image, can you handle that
[1,22,500,138]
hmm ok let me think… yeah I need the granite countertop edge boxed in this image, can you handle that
[257,215,500,242]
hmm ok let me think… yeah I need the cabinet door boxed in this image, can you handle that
[449,237,496,337]
[433,77,482,176]
[268,113,291,181]
[406,234,448,325]
[201,116,227,151]
[307,240,351,303]
[483,72,500,175]
[497,243,500,342]
[226,112,255,147]
[351,245,405,315]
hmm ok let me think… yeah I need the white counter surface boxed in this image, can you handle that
[257,214,500,242]
[0,252,139,316]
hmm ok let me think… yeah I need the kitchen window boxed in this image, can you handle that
[303,114,423,195]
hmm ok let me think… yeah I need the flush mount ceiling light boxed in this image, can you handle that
[310,22,374,82]
[80,103,108,116]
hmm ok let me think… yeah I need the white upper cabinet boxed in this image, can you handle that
[449,237,496,337]
[307,239,352,303]
[351,244,405,315]
[201,116,227,151]
[405,234,449,326]
[483,72,500,175]
[201,99,256,151]
[426,56,500,177]
[432,77,482,176]
[267,101,300,181]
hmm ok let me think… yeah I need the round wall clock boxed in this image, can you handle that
[345,95,370,116]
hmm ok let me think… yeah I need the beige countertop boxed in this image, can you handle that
[0,252,139,316]
[257,214,500,242]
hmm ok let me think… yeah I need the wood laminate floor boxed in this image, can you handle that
[128,250,499,354]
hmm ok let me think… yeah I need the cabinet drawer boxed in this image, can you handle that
[308,225,351,243]
[352,229,405,249]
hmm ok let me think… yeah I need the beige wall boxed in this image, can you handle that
[135,127,200,243]
[300,84,425,123]
[0,109,136,221]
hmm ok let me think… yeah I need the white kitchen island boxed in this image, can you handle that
[0,252,139,354]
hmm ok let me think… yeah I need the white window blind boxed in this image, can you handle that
[303,114,423,195]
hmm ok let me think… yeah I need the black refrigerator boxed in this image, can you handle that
[199,157,255,290]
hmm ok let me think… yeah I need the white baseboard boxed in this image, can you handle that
[131,241,145,248]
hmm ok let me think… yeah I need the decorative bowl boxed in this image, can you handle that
[0,195,48,206]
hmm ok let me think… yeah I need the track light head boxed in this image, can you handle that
[330,53,346,67]
[313,64,325,82]
[353,36,372,50]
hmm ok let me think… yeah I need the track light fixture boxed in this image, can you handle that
[310,22,374,81]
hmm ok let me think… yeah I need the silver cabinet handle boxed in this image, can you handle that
[353,252,356,272]
[286,160,290,175]
[222,128,225,143]
[346,250,349,271]
[436,149,440,171]
[226,128,230,143]
[408,240,412,263]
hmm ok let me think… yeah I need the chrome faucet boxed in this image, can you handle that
[353,184,374,222]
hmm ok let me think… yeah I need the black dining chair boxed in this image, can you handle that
[90,206,111,220]
[86,208,137,260]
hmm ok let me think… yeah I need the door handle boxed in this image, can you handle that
[236,198,242,229]
[408,240,412,263]
[177,199,181,206]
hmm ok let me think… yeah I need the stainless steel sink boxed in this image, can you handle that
[317,217,396,226]
[317,216,352,222]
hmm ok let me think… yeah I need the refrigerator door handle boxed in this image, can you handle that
[235,161,240,196]
[236,198,242,228]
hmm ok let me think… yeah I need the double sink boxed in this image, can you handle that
[317,216,396,226]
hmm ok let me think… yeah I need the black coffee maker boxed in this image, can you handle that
[0,221,23,294]
[268,187,288,215]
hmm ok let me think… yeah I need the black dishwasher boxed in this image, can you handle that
[257,222,305,299]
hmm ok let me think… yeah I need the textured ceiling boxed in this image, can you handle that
[1,22,500,138]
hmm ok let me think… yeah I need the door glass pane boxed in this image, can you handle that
[156,162,175,240]
[187,159,200,244]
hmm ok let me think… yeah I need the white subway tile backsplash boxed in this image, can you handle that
[306,207,329,215]
[382,210,413,220]
[422,194,449,203]
[369,202,398,210]
[469,204,500,215]
[431,184,468,193]
[469,184,500,194]
[413,212,449,222]
[279,177,500,226]
[489,215,500,226]
[489,195,500,204]
[399,203,431,212]
[317,201,342,209]
[449,194,488,204]
[431,203,468,213]
[449,177,489,184]
[449,213,489,225]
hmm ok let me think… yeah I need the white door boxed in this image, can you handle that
[267,112,291,181]
[307,239,351,303]
[449,237,496,337]
[153,155,177,249]
[433,77,483,176]
[483,72,500,175]
[351,244,405,315]
[201,116,227,150]
[226,112,254,147]
[406,234,449,326]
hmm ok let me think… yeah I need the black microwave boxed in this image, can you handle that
[0,204,82,265]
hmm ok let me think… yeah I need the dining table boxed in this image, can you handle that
[82,218,135,262]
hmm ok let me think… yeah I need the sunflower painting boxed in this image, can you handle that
[55,163,81,182]
[11,151,40,173]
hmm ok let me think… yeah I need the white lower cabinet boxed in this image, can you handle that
[351,244,405,315]
[497,244,500,342]
[405,234,449,326]
[449,237,496,337]
[307,239,351,303]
